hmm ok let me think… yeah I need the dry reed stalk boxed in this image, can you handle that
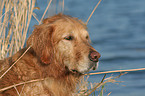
[0,79,44,92]
[0,45,32,79]
[32,13,40,23]
[107,92,112,96]
[13,84,20,96]
[86,68,145,75]
[86,0,102,24]
[85,74,107,96]
[40,0,52,24]
[62,0,64,12]
[0,0,36,59]
[78,73,126,96]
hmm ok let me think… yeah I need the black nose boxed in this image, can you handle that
[89,51,101,62]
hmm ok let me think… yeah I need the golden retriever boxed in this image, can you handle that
[0,14,100,96]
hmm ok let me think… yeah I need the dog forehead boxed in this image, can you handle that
[54,20,87,33]
[74,29,89,37]
[51,15,89,40]
[65,20,88,35]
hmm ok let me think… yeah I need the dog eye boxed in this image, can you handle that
[64,36,73,40]
[86,36,89,39]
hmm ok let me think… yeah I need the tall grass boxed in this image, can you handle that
[0,0,35,59]
[0,0,124,95]
[76,73,125,96]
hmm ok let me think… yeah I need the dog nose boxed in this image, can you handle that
[89,51,101,62]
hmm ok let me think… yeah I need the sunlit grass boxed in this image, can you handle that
[0,0,35,59]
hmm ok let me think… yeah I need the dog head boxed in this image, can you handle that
[27,14,100,74]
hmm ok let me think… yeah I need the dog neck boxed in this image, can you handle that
[43,74,81,96]
[30,48,82,95]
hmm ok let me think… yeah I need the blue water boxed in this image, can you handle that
[31,0,145,96]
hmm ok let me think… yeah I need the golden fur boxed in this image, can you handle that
[0,14,100,96]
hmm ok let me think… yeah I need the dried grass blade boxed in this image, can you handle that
[85,74,106,96]
[0,78,44,92]
[0,46,32,79]
[40,0,52,24]
[87,68,145,75]
[86,0,102,24]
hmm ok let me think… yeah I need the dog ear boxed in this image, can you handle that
[27,24,55,65]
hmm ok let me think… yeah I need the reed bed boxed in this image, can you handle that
[0,0,35,59]
[1,0,144,96]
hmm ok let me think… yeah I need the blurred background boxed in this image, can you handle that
[31,0,145,95]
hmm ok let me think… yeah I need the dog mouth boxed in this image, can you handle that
[70,62,99,75]
[70,70,83,75]
[92,61,99,70]
[88,61,99,72]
